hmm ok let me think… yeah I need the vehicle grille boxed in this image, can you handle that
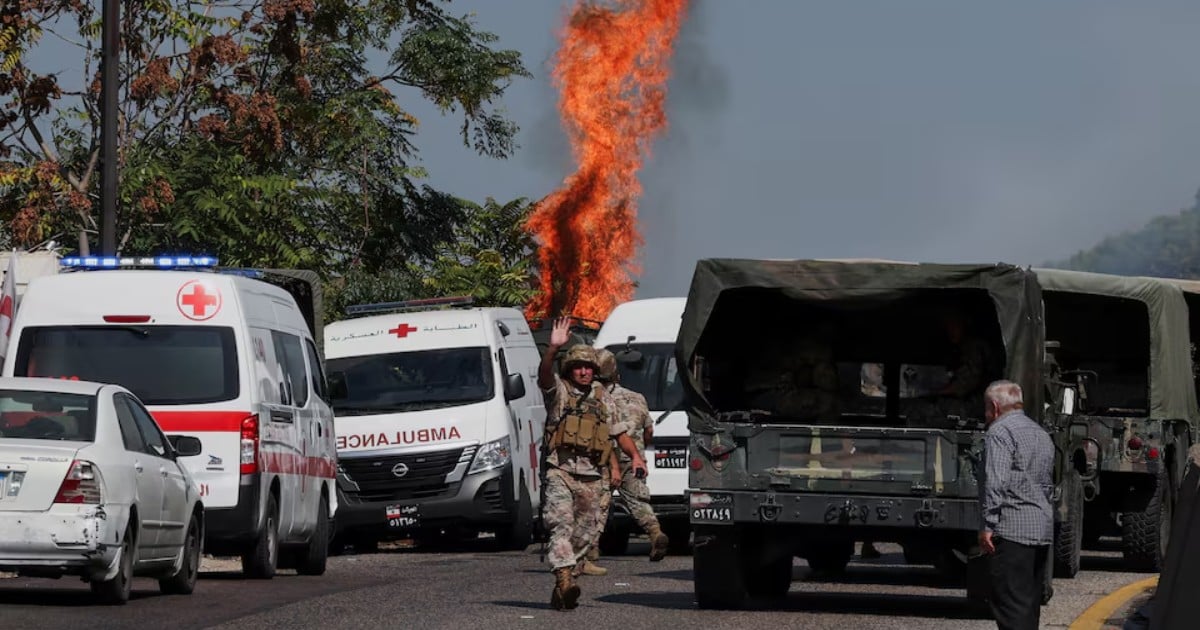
[341,446,476,502]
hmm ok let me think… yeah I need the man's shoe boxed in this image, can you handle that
[648,526,670,562]
[551,567,580,611]
[579,560,608,576]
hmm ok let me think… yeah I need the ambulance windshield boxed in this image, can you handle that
[326,347,495,415]
[604,343,682,412]
[14,325,239,405]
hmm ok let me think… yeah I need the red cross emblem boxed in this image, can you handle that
[177,280,222,321]
[389,323,418,338]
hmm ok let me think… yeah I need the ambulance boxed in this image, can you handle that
[324,298,545,550]
[1,256,337,578]
[592,297,690,554]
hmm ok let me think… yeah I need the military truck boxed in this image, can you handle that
[1036,269,1198,573]
[680,259,1046,609]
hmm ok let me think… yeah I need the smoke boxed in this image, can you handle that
[637,0,729,297]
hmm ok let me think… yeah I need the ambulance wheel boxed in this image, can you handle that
[599,526,630,556]
[242,494,279,579]
[296,494,331,575]
[496,482,534,551]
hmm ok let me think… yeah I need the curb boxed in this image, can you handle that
[1068,576,1158,630]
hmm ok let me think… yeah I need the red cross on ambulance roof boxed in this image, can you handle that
[389,323,418,338]
[177,280,222,321]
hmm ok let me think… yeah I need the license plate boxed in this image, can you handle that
[385,504,419,529]
[654,447,688,469]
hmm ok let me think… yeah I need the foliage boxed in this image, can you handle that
[0,0,532,286]
[1048,190,1200,279]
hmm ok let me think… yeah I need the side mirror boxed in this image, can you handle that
[328,373,348,400]
[504,373,526,401]
[169,435,203,457]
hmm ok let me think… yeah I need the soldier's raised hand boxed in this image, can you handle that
[549,316,572,349]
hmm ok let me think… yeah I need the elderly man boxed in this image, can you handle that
[538,318,648,611]
[978,380,1055,630]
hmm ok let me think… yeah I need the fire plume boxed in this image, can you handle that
[526,0,690,321]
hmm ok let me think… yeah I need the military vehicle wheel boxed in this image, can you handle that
[746,555,792,600]
[964,553,992,617]
[694,528,749,610]
[1053,469,1084,578]
[598,526,630,556]
[664,521,692,555]
[1121,467,1172,572]
[806,540,853,575]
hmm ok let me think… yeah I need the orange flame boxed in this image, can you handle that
[526,0,690,321]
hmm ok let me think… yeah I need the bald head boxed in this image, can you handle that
[984,380,1023,423]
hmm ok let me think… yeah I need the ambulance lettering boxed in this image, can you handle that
[337,426,462,450]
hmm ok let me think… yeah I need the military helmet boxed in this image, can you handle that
[594,348,618,382]
[561,344,599,372]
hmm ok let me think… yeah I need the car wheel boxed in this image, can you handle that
[242,494,279,579]
[160,513,201,595]
[296,494,331,576]
[92,525,135,605]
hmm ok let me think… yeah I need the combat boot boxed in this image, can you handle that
[647,524,669,562]
[577,559,608,576]
[551,567,580,611]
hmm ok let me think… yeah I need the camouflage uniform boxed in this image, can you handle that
[542,372,628,575]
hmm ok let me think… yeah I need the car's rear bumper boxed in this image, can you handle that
[0,505,121,577]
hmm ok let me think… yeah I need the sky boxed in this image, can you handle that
[395,0,1200,299]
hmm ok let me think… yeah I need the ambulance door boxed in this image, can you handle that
[270,329,314,539]
[498,340,535,501]
[303,338,335,515]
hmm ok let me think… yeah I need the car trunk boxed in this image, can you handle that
[0,441,84,512]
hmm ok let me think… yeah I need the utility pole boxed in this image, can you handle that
[99,0,119,256]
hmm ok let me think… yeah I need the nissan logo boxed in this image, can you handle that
[391,463,409,478]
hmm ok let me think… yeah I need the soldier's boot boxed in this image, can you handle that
[586,545,600,562]
[551,567,580,611]
[647,524,670,562]
[576,559,608,576]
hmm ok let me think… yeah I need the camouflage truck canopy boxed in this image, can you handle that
[1036,269,1199,424]
[678,259,1044,434]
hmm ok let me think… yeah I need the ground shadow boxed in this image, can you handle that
[0,583,162,607]
[596,589,990,619]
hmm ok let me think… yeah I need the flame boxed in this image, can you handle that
[526,0,690,321]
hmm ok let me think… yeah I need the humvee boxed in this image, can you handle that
[1036,269,1198,573]
[679,259,1047,609]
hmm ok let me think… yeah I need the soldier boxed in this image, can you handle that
[743,326,839,420]
[538,318,647,611]
[577,449,620,577]
[592,348,671,562]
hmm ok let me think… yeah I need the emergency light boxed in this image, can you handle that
[60,255,219,270]
[346,295,475,316]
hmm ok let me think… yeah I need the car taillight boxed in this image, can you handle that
[1127,436,1144,451]
[241,415,259,475]
[54,460,102,504]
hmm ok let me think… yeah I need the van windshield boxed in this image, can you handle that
[326,347,495,415]
[604,343,682,412]
[14,326,239,405]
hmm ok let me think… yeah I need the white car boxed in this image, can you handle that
[0,377,205,604]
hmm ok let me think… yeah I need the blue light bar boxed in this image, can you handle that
[60,255,219,270]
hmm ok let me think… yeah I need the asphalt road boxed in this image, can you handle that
[0,539,1147,629]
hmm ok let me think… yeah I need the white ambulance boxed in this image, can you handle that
[324,298,545,550]
[1,256,337,578]
[593,297,690,554]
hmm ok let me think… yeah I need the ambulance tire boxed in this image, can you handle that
[242,494,279,579]
[496,482,534,551]
[296,494,331,575]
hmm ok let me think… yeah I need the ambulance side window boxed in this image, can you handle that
[271,331,309,407]
[304,339,328,402]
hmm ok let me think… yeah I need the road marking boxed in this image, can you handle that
[1068,576,1158,630]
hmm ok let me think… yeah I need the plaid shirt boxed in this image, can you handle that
[980,409,1055,546]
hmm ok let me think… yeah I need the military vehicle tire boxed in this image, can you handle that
[746,555,793,600]
[598,526,631,556]
[664,521,693,555]
[1121,467,1172,572]
[694,528,749,609]
[1053,469,1083,578]
[806,540,853,575]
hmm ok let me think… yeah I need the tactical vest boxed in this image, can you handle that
[547,386,613,464]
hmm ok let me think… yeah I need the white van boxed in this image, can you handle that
[323,299,545,549]
[592,297,689,553]
[1,257,337,578]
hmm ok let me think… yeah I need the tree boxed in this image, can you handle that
[0,0,530,280]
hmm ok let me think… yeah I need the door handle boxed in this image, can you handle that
[271,409,295,423]
[160,467,169,478]
[134,462,143,473]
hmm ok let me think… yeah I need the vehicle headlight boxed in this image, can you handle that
[469,436,511,474]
